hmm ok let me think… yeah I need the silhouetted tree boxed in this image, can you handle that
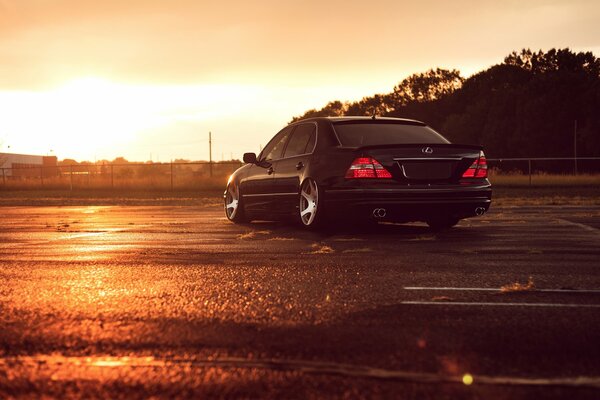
[291,100,349,122]
[346,94,391,116]
[112,157,129,165]
[59,159,79,166]
[292,48,600,160]
[388,68,464,109]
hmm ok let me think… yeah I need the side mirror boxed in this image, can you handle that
[243,152,257,164]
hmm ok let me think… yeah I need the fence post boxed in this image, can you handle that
[70,165,73,191]
[209,131,213,177]
[170,162,174,191]
[574,120,578,175]
[111,165,114,189]
[528,159,532,186]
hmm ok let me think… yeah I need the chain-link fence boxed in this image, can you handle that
[1,158,600,190]
[0,161,243,191]
[487,157,600,185]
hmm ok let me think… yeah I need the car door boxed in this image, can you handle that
[240,126,293,215]
[270,122,317,215]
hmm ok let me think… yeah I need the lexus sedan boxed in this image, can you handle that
[224,116,492,229]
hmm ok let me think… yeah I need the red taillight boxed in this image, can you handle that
[475,156,488,178]
[462,152,488,179]
[345,157,393,179]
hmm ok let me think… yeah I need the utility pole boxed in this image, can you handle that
[573,120,578,175]
[209,131,213,177]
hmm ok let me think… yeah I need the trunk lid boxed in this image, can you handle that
[356,143,483,183]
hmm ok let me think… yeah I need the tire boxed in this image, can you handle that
[224,182,247,223]
[298,178,324,229]
[427,217,459,231]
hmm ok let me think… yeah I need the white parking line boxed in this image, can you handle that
[403,287,600,294]
[557,218,600,233]
[401,301,600,308]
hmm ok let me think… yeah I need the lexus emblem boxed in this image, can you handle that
[422,147,434,154]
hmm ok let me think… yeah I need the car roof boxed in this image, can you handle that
[292,116,426,125]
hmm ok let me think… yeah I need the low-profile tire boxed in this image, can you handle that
[224,182,247,223]
[298,178,325,229]
[427,217,459,231]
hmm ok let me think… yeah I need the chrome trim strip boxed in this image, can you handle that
[243,192,298,198]
[400,164,408,179]
[325,187,491,194]
[393,157,463,161]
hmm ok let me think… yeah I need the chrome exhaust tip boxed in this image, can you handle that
[372,208,387,218]
[475,207,486,216]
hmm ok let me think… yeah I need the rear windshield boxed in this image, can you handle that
[333,122,450,147]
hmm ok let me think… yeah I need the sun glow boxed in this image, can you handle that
[0,77,161,160]
[0,77,266,161]
[0,75,386,162]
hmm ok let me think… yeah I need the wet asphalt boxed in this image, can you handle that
[1,204,600,399]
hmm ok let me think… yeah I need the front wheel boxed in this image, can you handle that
[224,182,247,223]
[299,178,324,229]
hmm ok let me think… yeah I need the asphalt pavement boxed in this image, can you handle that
[1,204,599,399]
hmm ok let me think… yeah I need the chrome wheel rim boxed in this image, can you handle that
[225,184,239,219]
[300,179,318,226]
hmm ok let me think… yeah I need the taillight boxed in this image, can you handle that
[462,152,488,179]
[345,157,393,179]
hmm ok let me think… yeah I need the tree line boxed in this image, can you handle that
[292,48,600,158]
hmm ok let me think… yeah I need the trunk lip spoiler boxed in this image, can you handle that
[352,143,484,152]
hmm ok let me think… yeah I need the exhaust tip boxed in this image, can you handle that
[373,208,387,218]
[475,207,486,216]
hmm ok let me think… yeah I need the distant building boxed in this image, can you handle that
[0,152,58,177]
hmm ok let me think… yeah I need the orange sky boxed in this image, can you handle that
[0,0,599,161]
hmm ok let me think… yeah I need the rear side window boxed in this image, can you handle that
[333,122,450,147]
[262,126,293,161]
[283,124,316,158]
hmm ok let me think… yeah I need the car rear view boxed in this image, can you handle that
[324,118,492,229]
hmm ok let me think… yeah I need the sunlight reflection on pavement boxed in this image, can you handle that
[1,205,600,398]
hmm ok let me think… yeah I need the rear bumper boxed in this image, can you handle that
[323,186,492,222]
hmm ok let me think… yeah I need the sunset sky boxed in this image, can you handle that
[0,0,599,162]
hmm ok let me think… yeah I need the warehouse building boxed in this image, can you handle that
[0,152,58,177]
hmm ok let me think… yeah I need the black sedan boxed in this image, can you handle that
[224,117,492,229]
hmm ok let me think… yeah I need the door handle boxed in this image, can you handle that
[267,167,274,175]
[295,162,304,170]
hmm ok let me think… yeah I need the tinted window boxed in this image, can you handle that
[333,122,450,147]
[262,127,293,161]
[283,124,316,158]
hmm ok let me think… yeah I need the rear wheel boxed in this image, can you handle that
[299,178,323,229]
[225,182,247,223]
[427,217,459,231]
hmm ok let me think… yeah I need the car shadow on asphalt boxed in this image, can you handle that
[236,220,487,242]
